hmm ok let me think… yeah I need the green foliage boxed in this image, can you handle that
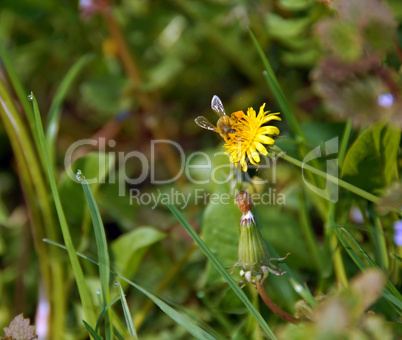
[111,226,166,281]
[202,195,240,284]
[342,123,400,194]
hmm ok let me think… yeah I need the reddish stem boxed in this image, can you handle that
[256,284,299,324]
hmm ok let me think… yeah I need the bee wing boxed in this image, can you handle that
[195,116,217,131]
[211,95,226,117]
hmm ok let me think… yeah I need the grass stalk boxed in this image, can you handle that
[328,209,348,288]
[0,79,65,338]
[45,54,93,166]
[116,282,138,339]
[374,217,389,270]
[44,240,217,340]
[29,92,96,327]
[78,172,113,339]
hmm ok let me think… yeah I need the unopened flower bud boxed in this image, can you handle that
[228,191,289,286]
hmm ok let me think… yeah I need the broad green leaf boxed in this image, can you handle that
[326,21,362,62]
[202,198,240,285]
[80,75,129,117]
[265,13,310,40]
[278,0,314,11]
[282,48,319,66]
[388,0,402,19]
[111,226,166,278]
[341,123,400,194]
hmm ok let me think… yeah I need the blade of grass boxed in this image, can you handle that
[116,282,138,339]
[83,321,103,340]
[0,41,35,139]
[46,54,93,165]
[248,29,304,140]
[119,277,216,340]
[338,119,352,166]
[95,296,121,333]
[45,239,218,340]
[166,200,277,340]
[0,80,66,339]
[29,93,96,327]
[333,224,402,315]
[77,170,112,340]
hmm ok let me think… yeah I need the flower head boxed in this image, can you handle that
[393,220,402,247]
[224,104,281,172]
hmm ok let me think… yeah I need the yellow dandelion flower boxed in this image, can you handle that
[224,104,281,172]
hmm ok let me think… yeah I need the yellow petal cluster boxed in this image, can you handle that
[224,104,281,172]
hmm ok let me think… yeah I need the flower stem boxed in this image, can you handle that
[256,284,299,323]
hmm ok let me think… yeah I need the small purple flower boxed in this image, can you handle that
[350,208,364,224]
[377,93,394,108]
[393,220,402,246]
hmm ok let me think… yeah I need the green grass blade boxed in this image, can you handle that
[83,321,103,340]
[77,170,112,340]
[46,54,93,165]
[95,296,122,333]
[334,225,402,315]
[0,42,35,137]
[0,73,66,339]
[29,93,96,327]
[45,239,217,340]
[116,282,138,339]
[119,277,216,340]
[166,200,277,340]
[248,29,304,140]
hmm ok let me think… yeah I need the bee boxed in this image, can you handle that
[195,95,236,142]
